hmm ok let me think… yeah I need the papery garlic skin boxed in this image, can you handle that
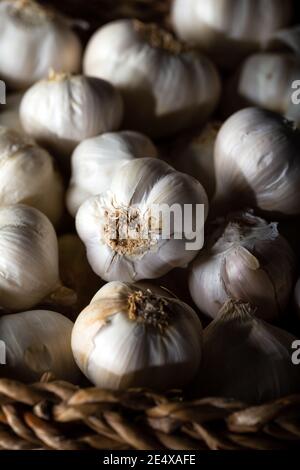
[20,73,123,158]
[213,108,300,216]
[189,211,295,322]
[171,0,292,69]
[196,300,300,404]
[83,19,221,138]
[168,121,221,200]
[0,0,82,90]
[66,131,157,217]
[0,92,24,132]
[76,158,208,282]
[0,127,63,225]
[221,53,300,126]
[0,310,80,383]
[72,281,202,390]
[0,204,62,311]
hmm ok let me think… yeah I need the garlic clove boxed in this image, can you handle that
[213,107,300,217]
[0,0,82,90]
[0,310,81,383]
[189,211,295,322]
[20,73,124,160]
[66,131,158,217]
[83,19,221,138]
[76,158,208,282]
[71,281,203,390]
[0,126,64,226]
[195,300,300,404]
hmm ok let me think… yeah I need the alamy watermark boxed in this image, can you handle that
[0,80,6,104]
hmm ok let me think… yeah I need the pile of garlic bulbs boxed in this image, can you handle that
[0,0,300,408]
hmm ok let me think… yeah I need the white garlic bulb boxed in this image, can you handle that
[0,204,73,311]
[0,0,82,90]
[221,53,300,126]
[72,281,203,390]
[168,121,221,200]
[171,0,292,69]
[0,126,63,225]
[66,131,157,217]
[0,92,24,132]
[0,310,80,383]
[213,107,300,216]
[189,211,295,323]
[196,300,300,404]
[83,19,221,138]
[76,158,208,282]
[20,72,123,159]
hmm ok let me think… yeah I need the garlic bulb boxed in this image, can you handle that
[0,310,80,383]
[71,281,203,390]
[58,234,102,317]
[0,92,24,132]
[221,53,300,126]
[168,121,221,200]
[83,19,221,138]
[196,300,300,404]
[20,72,123,159]
[189,211,295,322]
[76,158,208,282]
[0,204,74,311]
[213,107,300,216]
[0,0,82,90]
[66,131,157,217]
[0,126,63,225]
[171,0,292,69]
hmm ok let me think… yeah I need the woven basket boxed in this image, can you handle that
[1,0,299,452]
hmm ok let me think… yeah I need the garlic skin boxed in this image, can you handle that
[221,53,300,126]
[76,158,208,282]
[171,0,292,69]
[0,204,67,311]
[0,0,81,90]
[0,127,63,225]
[72,281,202,390]
[189,211,295,323]
[168,121,221,200]
[83,19,221,138]
[0,310,80,383]
[20,73,123,159]
[213,107,300,216]
[0,92,24,132]
[58,234,102,317]
[196,300,300,404]
[66,131,157,217]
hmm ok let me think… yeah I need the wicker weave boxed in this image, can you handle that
[0,377,300,450]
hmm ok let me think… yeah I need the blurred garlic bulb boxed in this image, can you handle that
[0,127,63,225]
[66,131,157,217]
[213,108,300,216]
[83,19,221,138]
[0,310,80,383]
[20,72,123,159]
[168,121,221,200]
[0,92,24,132]
[189,211,295,322]
[221,53,300,126]
[76,158,208,282]
[0,204,75,311]
[196,300,300,404]
[171,0,292,69]
[58,234,102,318]
[0,0,81,90]
[72,281,203,390]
